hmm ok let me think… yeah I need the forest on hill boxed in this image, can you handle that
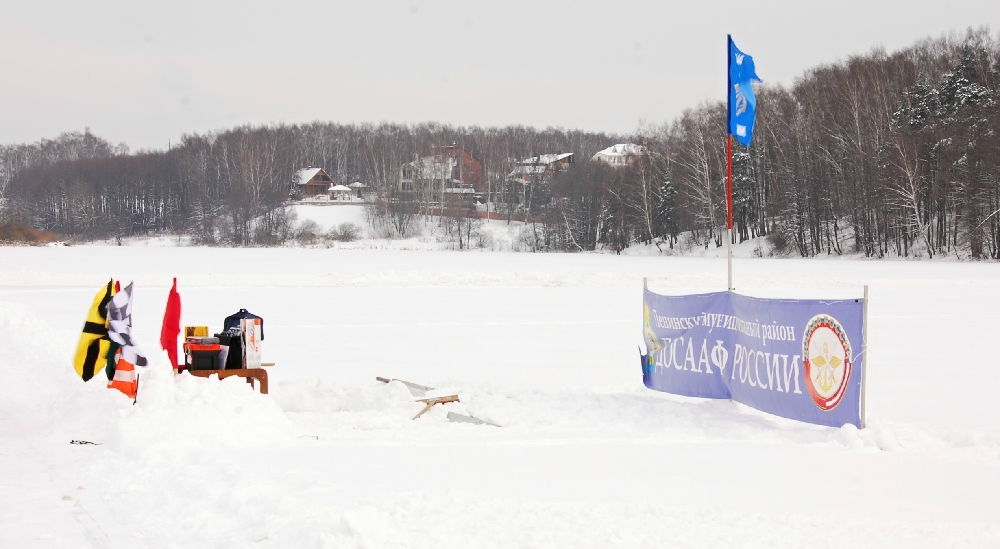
[1,28,997,258]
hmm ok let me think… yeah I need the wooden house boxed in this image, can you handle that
[295,167,336,198]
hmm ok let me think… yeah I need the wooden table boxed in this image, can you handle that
[186,368,269,394]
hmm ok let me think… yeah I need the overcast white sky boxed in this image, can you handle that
[1,1,997,149]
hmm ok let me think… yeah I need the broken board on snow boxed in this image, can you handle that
[376,377,482,421]
[412,395,460,420]
[375,376,433,397]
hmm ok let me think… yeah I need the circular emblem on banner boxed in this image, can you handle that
[801,314,853,411]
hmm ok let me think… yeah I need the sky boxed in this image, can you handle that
[1,1,997,150]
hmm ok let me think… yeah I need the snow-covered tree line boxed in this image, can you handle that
[1,29,997,256]
[652,28,1000,258]
[0,123,625,246]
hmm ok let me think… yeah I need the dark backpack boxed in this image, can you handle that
[223,309,264,341]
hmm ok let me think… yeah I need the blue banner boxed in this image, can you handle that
[642,290,864,428]
[728,36,762,147]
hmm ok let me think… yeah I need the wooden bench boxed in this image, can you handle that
[187,368,269,394]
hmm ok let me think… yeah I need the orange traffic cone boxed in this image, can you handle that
[108,356,139,400]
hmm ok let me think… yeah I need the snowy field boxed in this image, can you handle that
[289,203,368,232]
[1,246,998,548]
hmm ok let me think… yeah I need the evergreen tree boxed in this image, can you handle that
[937,47,993,121]
[656,178,678,247]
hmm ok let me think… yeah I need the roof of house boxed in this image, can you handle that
[518,153,573,165]
[508,164,547,177]
[402,156,459,181]
[295,167,324,186]
[593,144,646,158]
[507,153,574,179]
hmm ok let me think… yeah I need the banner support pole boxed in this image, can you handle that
[727,135,733,292]
[726,34,734,292]
[861,284,869,429]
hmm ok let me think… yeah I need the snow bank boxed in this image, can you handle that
[0,301,292,452]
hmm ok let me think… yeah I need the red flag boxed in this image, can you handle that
[159,278,182,370]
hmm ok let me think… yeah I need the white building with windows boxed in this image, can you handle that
[506,153,574,186]
[592,144,646,167]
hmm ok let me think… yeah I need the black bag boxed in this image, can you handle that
[215,332,244,370]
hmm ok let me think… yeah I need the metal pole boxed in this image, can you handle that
[861,284,869,429]
[727,230,733,291]
[727,135,733,292]
[726,35,734,292]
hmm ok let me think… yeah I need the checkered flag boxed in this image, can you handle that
[106,282,148,367]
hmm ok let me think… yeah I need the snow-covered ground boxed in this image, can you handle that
[94,203,903,259]
[290,203,369,232]
[97,204,530,252]
[0,247,997,548]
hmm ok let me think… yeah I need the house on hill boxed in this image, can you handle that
[592,144,646,167]
[398,145,483,205]
[506,153,574,187]
[502,153,574,206]
[294,167,336,198]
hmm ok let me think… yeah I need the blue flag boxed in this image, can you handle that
[728,36,762,147]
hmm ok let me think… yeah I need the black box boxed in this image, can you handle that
[188,350,220,370]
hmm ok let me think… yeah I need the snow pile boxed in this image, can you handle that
[274,379,422,433]
[0,301,292,451]
[118,366,295,452]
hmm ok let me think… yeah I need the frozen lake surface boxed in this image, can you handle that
[1,246,997,547]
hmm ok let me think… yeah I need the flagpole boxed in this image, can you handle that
[726,34,734,292]
[727,135,733,292]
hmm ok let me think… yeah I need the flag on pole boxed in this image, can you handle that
[106,282,148,398]
[104,281,122,380]
[73,280,116,381]
[159,278,182,370]
[728,37,762,147]
[106,282,148,368]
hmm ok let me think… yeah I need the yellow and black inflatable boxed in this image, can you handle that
[73,279,117,381]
